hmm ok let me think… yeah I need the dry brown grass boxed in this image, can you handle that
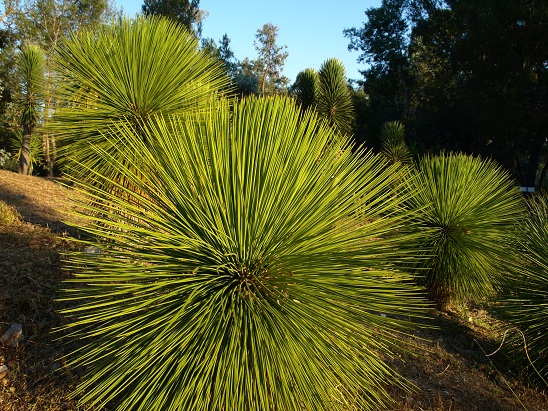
[0,169,547,410]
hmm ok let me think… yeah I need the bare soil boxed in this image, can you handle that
[0,169,547,411]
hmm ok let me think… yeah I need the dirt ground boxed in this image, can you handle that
[0,169,547,411]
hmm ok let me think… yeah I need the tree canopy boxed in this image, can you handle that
[253,22,289,96]
[345,0,548,188]
[142,0,204,36]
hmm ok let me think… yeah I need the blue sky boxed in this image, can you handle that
[116,1,380,83]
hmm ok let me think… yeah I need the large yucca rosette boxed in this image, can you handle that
[59,97,428,411]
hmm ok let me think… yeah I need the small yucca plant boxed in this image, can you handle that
[499,193,548,383]
[380,121,413,165]
[59,97,428,410]
[404,153,524,307]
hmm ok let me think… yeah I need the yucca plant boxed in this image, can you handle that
[51,15,230,184]
[291,67,319,112]
[499,193,548,383]
[404,153,524,307]
[316,58,354,136]
[380,120,413,165]
[59,97,428,411]
[17,43,45,175]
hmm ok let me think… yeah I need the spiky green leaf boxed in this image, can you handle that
[499,193,548,383]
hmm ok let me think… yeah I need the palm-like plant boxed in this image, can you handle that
[51,16,230,182]
[380,120,412,165]
[60,97,428,411]
[500,193,548,383]
[404,153,524,307]
[316,58,354,136]
[11,129,42,175]
[291,67,319,112]
[17,43,45,175]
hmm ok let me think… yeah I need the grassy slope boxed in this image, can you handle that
[0,169,546,411]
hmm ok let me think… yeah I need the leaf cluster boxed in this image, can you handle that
[498,193,548,383]
[380,120,413,165]
[292,59,355,136]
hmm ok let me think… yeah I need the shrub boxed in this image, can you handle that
[59,97,428,411]
[379,121,412,165]
[404,153,524,307]
[0,149,17,171]
[499,193,548,383]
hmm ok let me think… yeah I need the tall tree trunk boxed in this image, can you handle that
[48,134,56,177]
[18,125,32,175]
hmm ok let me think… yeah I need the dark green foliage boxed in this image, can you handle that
[0,13,22,150]
[59,97,428,410]
[345,0,548,188]
[290,67,319,112]
[500,193,548,383]
[142,0,203,36]
[317,58,355,136]
[405,153,525,307]
[380,120,412,164]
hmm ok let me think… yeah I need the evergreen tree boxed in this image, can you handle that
[253,22,289,95]
[142,0,204,37]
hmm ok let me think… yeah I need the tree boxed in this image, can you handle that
[13,0,113,176]
[142,0,204,37]
[200,33,260,97]
[201,33,239,77]
[18,0,113,49]
[445,0,548,188]
[0,1,21,150]
[316,58,355,136]
[346,0,548,188]
[59,96,428,410]
[253,22,289,95]
[233,57,259,96]
[16,43,44,174]
[291,59,355,136]
[290,67,318,112]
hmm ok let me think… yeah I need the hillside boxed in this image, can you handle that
[0,169,546,411]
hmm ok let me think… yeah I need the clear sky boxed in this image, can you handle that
[116,1,380,84]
